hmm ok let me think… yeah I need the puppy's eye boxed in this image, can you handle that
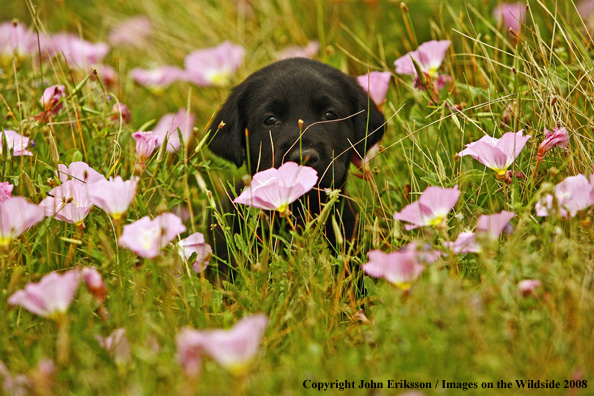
[263,116,278,126]
[323,111,338,120]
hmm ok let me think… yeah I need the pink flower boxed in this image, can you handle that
[181,314,268,376]
[88,176,138,220]
[119,213,186,259]
[394,40,450,78]
[363,249,425,290]
[132,131,160,162]
[1,129,33,156]
[130,65,186,92]
[445,211,515,254]
[518,279,541,297]
[40,180,93,226]
[535,174,594,218]
[578,0,594,17]
[184,41,245,87]
[95,328,131,365]
[494,2,526,33]
[0,21,38,61]
[351,143,381,180]
[91,64,117,87]
[357,71,392,106]
[38,85,65,118]
[476,210,516,238]
[110,103,131,124]
[402,242,442,264]
[0,181,13,202]
[234,162,318,213]
[152,110,195,153]
[177,232,212,273]
[176,315,269,377]
[203,314,268,375]
[278,41,319,60]
[457,130,531,176]
[49,33,109,69]
[533,127,570,177]
[57,161,105,184]
[176,328,206,377]
[393,186,460,230]
[578,0,594,30]
[108,16,152,47]
[0,196,45,247]
[538,127,569,159]
[444,231,479,254]
[81,267,107,304]
[0,361,31,395]
[8,270,80,318]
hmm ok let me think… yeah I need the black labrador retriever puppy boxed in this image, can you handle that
[208,57,385,265]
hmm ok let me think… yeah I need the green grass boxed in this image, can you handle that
[1,0,594,395]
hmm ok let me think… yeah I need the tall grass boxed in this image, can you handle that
[0,0,593,395]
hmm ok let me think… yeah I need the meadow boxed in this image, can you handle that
[1,0,593,395]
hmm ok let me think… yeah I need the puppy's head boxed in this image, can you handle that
[208,58,385,188]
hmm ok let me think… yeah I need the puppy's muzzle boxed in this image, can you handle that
[286,147,320,167]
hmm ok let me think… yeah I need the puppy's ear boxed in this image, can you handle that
[208,84,247,168]
[350,78,386,158]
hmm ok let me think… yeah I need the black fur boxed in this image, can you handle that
[208,58,385,264]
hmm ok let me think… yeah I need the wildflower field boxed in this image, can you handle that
[1,0,594,394]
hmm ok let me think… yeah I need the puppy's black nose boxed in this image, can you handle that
[288,148,319,167]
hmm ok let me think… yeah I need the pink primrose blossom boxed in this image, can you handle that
[494,2,526,33]
[578,0,594,19]
[184,41,245,87]
[538,127,569,159]
[176,328,207,377]
[176,315,269,377]
[351,143,381,180]
[363,249,425,290]
[152,110,195,153]
[357,71,392,106]
[57,161,105,184]
[1,129,33,156]
[108,16,152,47]
[0,181,13,202]
[119,213,186,259]
[535,174,594,218]
[8,270,80,318]
[457,130,531,176]
[132,131,160,162]
[444,231,480,254]
[234,162,318,213]
[87,176,138,220]
[177,232,212,274]
[0,361,31,396]
[0,21,38,61]
[402,242,442,264]
[130,65,186,92]
[0,196,45,247]
[476,210,516,238]
[81,267,107,304]
[91,64,117,87]
[95,328,131,365]
[393,186,460,230]
[394,40,450,77]
[111,103,131,124]
[39,84,65,117]
[40,180,93,226]
[445,211,515,254]
[49,33,109,69]
[204,314,269,375]
[278,41,320,60]
[518,279,542,297]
